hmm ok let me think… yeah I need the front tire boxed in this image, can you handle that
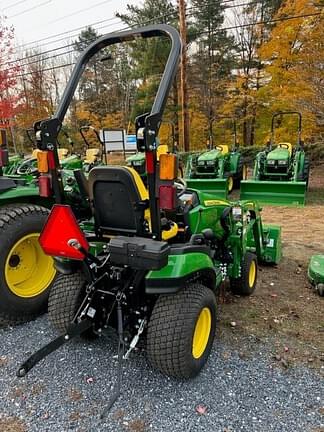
[147,283,217,379]
[0,205,56,325]
[230,252,258,296]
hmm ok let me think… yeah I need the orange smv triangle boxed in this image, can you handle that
[39,204,89,260]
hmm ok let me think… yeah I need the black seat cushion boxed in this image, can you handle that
[88,166,147,236]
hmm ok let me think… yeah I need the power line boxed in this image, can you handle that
[4,7,323,76]
[48,0,113,25]
[8,0,52,19]
[16,16,118,50]
[4,0,256,67]
[2,0,30,11]
[17,0,239,51]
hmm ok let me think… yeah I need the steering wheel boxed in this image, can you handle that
[278,143,290,149]
[16,158,38,176]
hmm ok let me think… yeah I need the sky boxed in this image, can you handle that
[0,0,142,52]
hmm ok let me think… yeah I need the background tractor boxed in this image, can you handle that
[0,125,101,325]
[126,120,178,179]
[240,111,310,206]
[17,25,281,403]
[185,117,247,198]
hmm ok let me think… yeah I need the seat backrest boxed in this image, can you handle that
[278,142,292,155]
[57,148,69,160]
[31,149,41,158]
[88,166,149,236]
[217,145,229,155]
[85,148,100,163]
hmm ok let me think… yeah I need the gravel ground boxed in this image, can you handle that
[0,316,323,432]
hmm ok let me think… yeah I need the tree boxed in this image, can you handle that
[220,0,283,146]
[117,0,179,131]
[257,0,323,142]
[0,16,20,127]
[189,0,236,124]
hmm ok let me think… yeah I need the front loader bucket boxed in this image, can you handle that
[240,180,307,206]
[186,178,228,199]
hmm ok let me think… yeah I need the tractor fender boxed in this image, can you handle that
[145,252,219,294]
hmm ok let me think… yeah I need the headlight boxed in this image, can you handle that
[267,159,275,165]
[206,160,215,166]
[198,160,205,166]
[278,160,287,165]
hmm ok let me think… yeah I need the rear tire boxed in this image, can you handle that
[147,283,217,379]
[230,252,258,296]
[48,272,89,334]
[0,204,56,325]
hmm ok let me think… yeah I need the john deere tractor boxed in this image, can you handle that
[0,124,99,325]
[240,112,310,206]
[17,25,281,406]
[308,255,324,296]
[185,117,246,198]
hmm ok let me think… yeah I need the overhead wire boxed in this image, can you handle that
[0,0,270,68]
[1,0,30,11]
[6,6,324,78]
[8,0,52,19]
[7,0,240,57]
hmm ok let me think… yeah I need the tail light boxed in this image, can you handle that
[39,204,89,260]
[159,153,177,180]
[37,151,49,173]
[159,185,177,210]
[38,175,52,197]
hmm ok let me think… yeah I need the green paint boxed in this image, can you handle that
[146,252,215,280]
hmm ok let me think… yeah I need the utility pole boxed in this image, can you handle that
[178,0,190,152]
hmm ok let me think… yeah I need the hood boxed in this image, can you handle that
[198,149,222,162]
[267,147,290,161]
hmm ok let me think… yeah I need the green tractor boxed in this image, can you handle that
[0,124,97,325]
[185,117,246,198]
[240,111,310,206]
[126,120,177,178]
[308,255,324,296]
[17,25,281,406]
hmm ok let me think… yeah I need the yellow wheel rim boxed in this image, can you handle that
[228,176,234,192]
[192,307,212,359]
[5,233,56,298]
[248,260,256,288]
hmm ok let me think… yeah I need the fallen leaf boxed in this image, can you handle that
[196,404,208,415]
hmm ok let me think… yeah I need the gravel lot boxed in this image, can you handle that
[0,315,323,432]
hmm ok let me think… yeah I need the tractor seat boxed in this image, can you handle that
[88,166,178,240]
[217,145,229,155]
[85,148,100,164]
[31,149,41,158]
[278,142,292,155]
[157,144,169,160]
[57,148,69,161]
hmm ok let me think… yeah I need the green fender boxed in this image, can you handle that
[0,184,40,201]
[145,251,221,294]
